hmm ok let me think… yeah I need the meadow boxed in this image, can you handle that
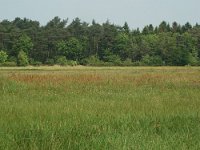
[0,66,200,150]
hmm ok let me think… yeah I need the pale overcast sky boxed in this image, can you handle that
[0,0,199,29]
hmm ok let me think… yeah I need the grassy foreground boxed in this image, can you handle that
[0,66,200,150]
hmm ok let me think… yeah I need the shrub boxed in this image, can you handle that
[45,58,55,66]
[67,60,77,66]
[17,50,29,66]
[104,54,122,66]
[132,61,142,66]
[55,56,68,66]
[122,58,133,66]
[188,52,199,66]
[81,55,102,66]
[0,50,8,63]
[29,58,42,66]
[141,55,163,66]
[1,61,17,67]
[8,56,17,63]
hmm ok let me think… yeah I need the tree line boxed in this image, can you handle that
[0,17,200,66]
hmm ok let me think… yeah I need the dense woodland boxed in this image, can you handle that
[0,17,200,66]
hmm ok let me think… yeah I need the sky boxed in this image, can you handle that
[0,0,199,29]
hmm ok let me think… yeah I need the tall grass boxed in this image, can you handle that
[0,67,200,149]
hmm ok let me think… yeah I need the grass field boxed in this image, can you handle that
[0,66,200,150]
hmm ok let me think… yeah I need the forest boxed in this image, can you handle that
[0,17,200,66]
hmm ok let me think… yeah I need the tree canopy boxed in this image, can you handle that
[0,17,200,66]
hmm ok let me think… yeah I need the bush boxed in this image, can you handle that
[17,50,29,66]
[55,56,77,66]
[0,61,17,67]
[8,56,17,63]
[82,55,132,66]
[104,54,122,66]
[132,61,142,66]
[122,58,133,66]
[29,58,42,66]
[141,55,163,66]
[188,52,199,66]
[81,55,102,66]
[45,58,55,66]
[67,60,78,66]
[55,56,68,66]
[0,50,8,63]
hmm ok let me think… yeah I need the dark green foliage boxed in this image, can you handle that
[123,22,130,34]
[159,21,171,33]
[45,16,68,29]
[0,17,199,66]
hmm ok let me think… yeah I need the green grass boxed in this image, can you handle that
[0,66,200,149]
